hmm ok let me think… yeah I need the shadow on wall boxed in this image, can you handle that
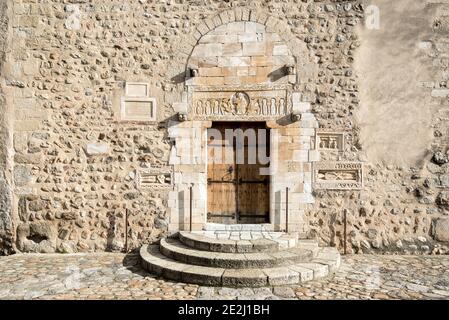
[355,0,436,166]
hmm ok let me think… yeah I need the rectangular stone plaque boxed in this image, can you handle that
[313,162,363,190]
[125,82,149,97]
[316,130,345,151]
[121,97,156,122]
[138,169,172,189]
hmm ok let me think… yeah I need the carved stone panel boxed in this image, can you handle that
[316,130,345,151]
[189,88,291,120]
[313,162,363,190]
[138,169,172,189]
[121,97,157,122]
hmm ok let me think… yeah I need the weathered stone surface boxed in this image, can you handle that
[264,267,300,286]
[433,218,449,242]
[13,165,32,187]
[436,192,449,208]
[0,177,13,255]
[1,6,11,212]
[181,266,224,286]
[16,222,56,253]
[222,269,268,287]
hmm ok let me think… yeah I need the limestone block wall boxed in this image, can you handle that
[0,0,447,255]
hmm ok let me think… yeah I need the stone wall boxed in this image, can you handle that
[0,0,448,255]
[0,0,14,255]
[307,0,449,254]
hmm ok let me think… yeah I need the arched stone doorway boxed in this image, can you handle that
[168,12,320,236]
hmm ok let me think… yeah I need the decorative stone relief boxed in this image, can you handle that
[138,169,172,190]
[189,88,291,120]
[316,130,345,151]
[313,162,363,190]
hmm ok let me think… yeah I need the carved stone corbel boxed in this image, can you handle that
[290,110,301,122]
[178,111,188,122]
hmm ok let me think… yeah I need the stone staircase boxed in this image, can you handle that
[140,231,341,287]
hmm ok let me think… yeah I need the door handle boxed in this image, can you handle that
[227,166,234,174]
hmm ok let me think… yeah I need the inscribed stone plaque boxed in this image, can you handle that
[313,162,363,190]
[121,97,156,122]
[125,82,149,97]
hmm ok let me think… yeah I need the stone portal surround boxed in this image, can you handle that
[167,93,319,234]
[167,15,319,234]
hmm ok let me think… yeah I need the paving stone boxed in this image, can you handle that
[1,251,447,300]
[273,286,296,299]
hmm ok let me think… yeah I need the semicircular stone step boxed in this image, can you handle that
[140,244,340,287]
[178,231,298,253]
[160,238,314,269]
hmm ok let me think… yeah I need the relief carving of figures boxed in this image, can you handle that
[231,92,249,115]
[191,90,290,118]
[317,133,344,151]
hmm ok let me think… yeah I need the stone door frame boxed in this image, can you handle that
[167,103,320,235]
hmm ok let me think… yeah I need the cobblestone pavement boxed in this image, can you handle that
[0,253,448,300]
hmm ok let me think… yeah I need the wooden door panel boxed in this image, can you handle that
[237,183,269,217]
[207,123,237,221]
[207,122,269,224]
[207,183,237,214]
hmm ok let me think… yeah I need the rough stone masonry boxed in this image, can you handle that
[0,0,448,256]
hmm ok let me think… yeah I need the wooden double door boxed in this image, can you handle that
[207,122,270,224]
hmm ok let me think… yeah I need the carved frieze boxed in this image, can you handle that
[138,169,172,189]
[189,88,291,120]
[313,162,363,190]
